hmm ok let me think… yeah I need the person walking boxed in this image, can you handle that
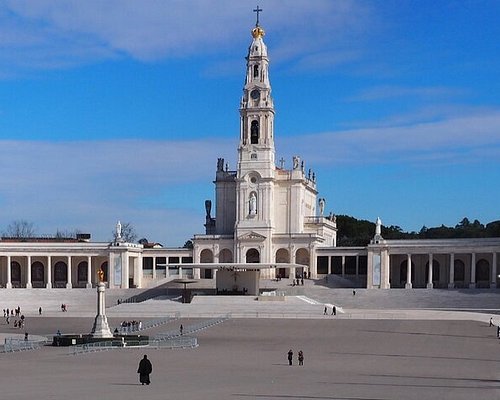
[323,306,327,315]
[180,324,184,336]
[298,350,304,366]
[137,355,153,385]
[287,349,293,366]
[39,307,42,315]
[332,306,336,316]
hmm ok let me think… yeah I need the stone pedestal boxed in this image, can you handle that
[91,282,113,338]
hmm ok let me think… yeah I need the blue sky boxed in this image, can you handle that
[0,0,499,245]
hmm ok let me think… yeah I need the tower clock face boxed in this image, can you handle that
[250,89,260,100]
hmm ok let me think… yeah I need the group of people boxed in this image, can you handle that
[119,320,143,333]
[3,306,22,317]
[3,306,26,328]
[324,305,337,315]
[60,303,68,312]
[292,277,304,286]
[287,349,304,366]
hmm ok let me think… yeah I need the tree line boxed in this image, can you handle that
[336,215,500,247]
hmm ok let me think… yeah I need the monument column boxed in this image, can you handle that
[491,252,497,289]
[46,255,52,288]
[469,252,476,288]
[341,256,346,277]
[6,255,12,288]
[427,253,433,289]
[26,255,32,289]
[448,253,455,289]
[86,256,92,288]
[405,254,412,289]
[66,256,72,289]
[90,283,113,338]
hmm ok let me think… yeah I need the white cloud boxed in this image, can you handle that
[0,0,372,74]
[346,85,466,102]
[279,110,500,165]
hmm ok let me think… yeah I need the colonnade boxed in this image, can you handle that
[401,252,498,289]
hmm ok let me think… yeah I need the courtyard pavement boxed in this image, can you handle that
[0,280,499,399]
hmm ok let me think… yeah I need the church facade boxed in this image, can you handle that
[0,20,498,291]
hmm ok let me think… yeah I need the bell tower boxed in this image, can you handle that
[235,8,276,264]
[238,10,275,172]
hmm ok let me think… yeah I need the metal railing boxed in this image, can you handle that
[4,338,44,352]
[154,315,229,340]
[69,336,198,355]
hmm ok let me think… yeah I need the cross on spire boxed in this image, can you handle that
[253,5,262,27]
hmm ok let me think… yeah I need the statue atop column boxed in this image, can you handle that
[115,220,122,242]
[318,198,325,216]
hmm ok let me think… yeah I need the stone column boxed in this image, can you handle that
[46,256,52,288]
[469,253,476,288]
[66,256,72,289]
[327,256,331,275]
[381,250,390,289]
[86,256,92,288]
[448,253,455,289]
[355,255,359,277]
[152,256,157,280]
[26,255,32,289]
[6,255,12,288]
[491,252,497,289]
[122,254,129,289]
[426,254,433,288]
[90,283,113,338]
[341,256,345,277]
[405,254,412,289]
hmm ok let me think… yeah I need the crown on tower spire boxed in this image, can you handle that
[252,6,265,38]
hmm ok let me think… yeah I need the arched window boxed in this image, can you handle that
[253,65,259,78]
[251,120,259,144]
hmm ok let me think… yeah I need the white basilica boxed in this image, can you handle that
[0,19,499,292]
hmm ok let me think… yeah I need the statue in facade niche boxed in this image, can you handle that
[249,193,257,215]
[293,156,300,170]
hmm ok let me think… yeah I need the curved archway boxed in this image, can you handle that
[219,249,233,263]
[200,249,214,279]
[275,248,290,279]
[77,261,88,284]
[54,262,67,287]
[99,262,108,282]
[246,248,260,263]
[476,259,490,287]
[454,259,465,287]
[11,261,21,287]
[295,248,309,278]
[32,261,45,288]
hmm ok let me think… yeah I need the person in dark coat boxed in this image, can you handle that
[137,355,153,385]
[287,349,293,366]
[298,350,304,366]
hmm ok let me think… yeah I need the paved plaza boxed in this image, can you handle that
[1,285,500,400]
